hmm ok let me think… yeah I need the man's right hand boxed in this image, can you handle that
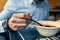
[8,13,32,31]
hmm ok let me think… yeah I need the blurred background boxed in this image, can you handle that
[0,0,60,20]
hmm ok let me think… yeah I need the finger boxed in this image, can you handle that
[12,23,27,28]
[12,13,26,19]
[25,14,32,20]
[25,13,30,19]
[9,23,27,30]
[10,17,27,23]
[12,26,26,31]
[29,16,32,20]
[12,18,27,23]
[15,19,27,23]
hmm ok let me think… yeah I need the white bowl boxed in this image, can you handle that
[34,21,60,36]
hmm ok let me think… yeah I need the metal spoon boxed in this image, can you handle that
[21,18,43,26]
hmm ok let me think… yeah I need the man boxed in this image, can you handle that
[0,0,60,40]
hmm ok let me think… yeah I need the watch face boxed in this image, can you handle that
[2,21,7,29]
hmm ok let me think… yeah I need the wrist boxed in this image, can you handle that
[2,20,11,30]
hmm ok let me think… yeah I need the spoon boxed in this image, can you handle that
[21,18,43,26]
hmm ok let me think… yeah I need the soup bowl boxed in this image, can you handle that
[34,21,60,36]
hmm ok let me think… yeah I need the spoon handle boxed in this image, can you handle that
[21,18,43,26]
[31,19,43,26]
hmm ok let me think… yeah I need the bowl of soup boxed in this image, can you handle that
[34,21,60,36]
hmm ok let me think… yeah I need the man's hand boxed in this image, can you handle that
[8,13,32,31]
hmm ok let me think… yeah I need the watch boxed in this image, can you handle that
[2,20,11,30]
[2,20,7,29]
